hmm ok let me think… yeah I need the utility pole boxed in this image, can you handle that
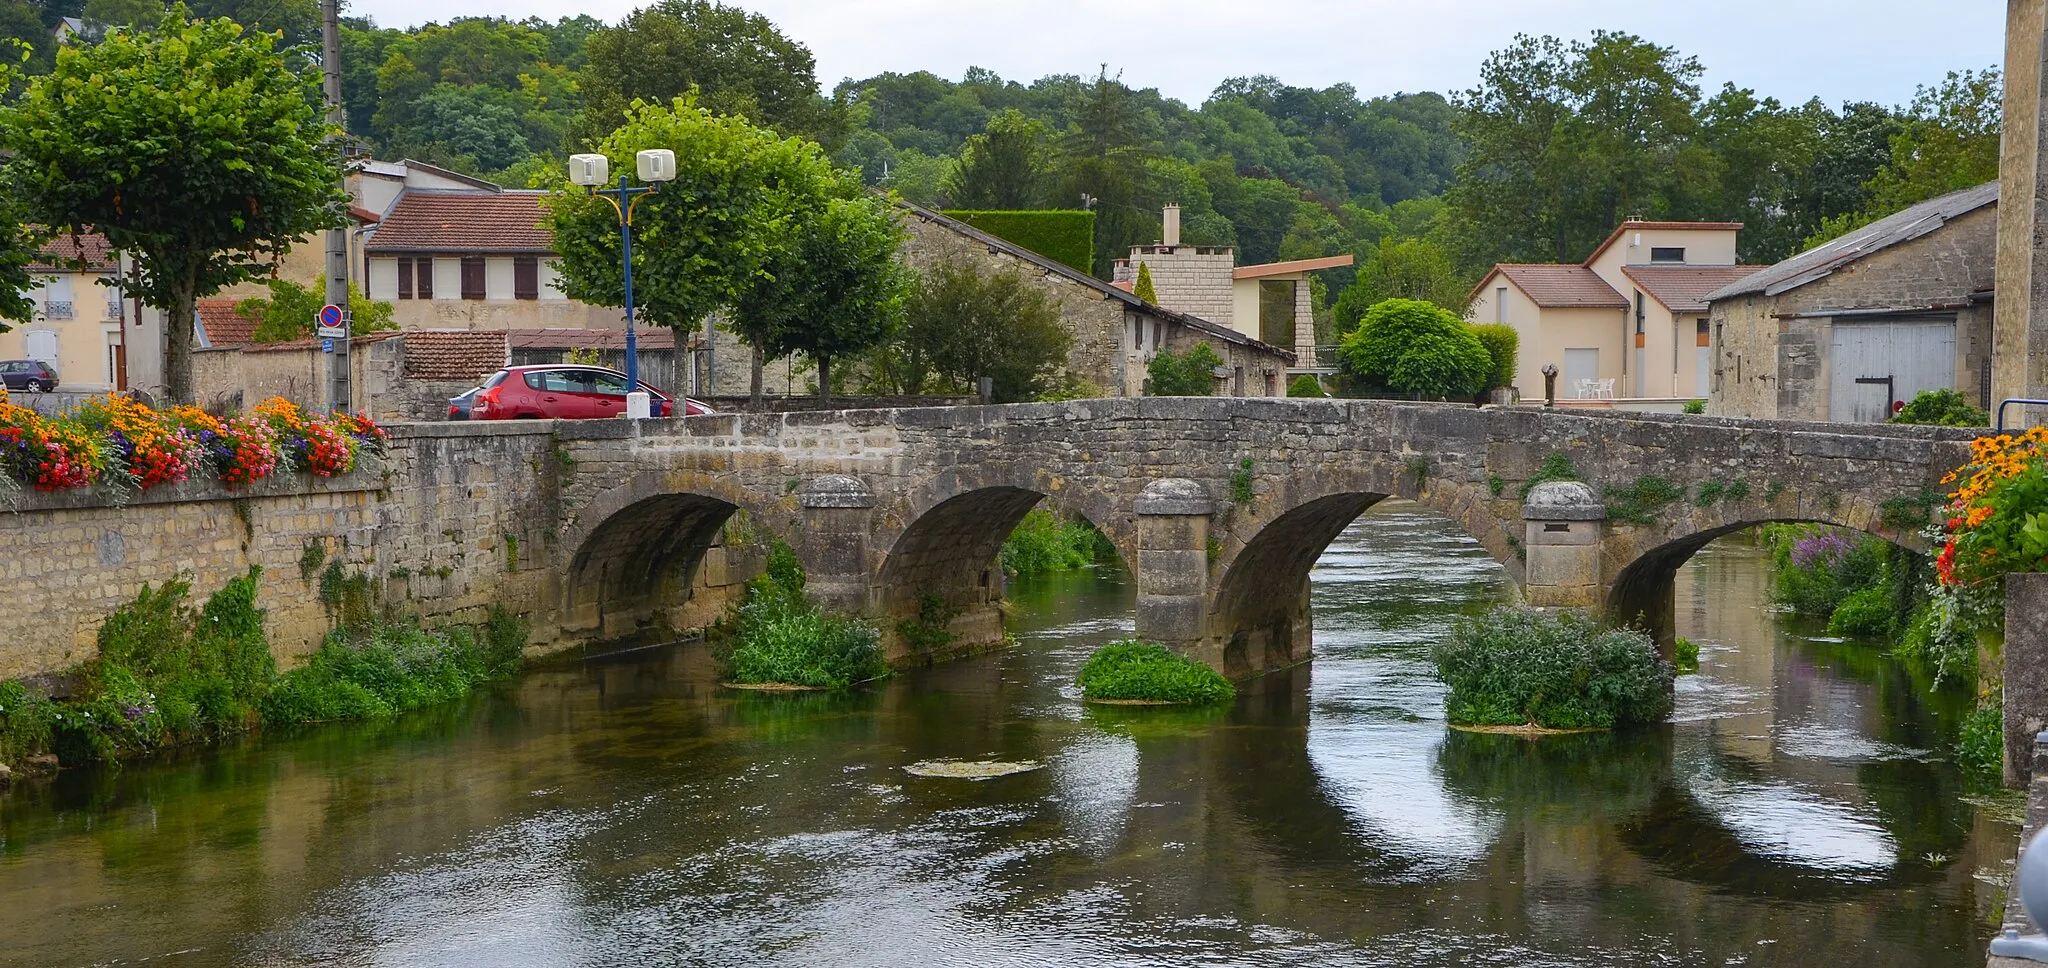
[321,0,351,412]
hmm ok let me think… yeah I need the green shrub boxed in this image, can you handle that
[941,210,1096,274]
[262,610,527,726]
[1519,452,1582,500]
[1828,585,1897,637]
[1469,322,1519,391]
[1432,608,1673,729]
[1001,508,1114,575]
[1673,637,1700,674]
[1340,298,1491,398]
[1146,343,1225,396]
[1076,640,1235,704]
[1958,698,2004,780]
[1286,374,1327,398]
[1681,399,1706,414]
[1133,261,1158,303]
[1762,524,1891,620]
[1604,476,1683,525]
[719,540,889,689]
[0,680,57,763]
[1890,388,1989,427]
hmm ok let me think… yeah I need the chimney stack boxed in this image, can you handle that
[1162,203,1181,247]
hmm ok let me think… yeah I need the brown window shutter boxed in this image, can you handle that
[514,256,538,300]
[461,256,486,300]
[416,258,434,299]
[396,257,413,299]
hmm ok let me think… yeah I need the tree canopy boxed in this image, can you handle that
[889,260,1072,403]
[3,7,346,402]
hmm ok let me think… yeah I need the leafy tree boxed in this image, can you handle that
[393,84,534,174]
[1287,374,1326,398]
[579,0,831,143]
[3,8,347,402]
[1060,68,1158,276]
[1334,236,1466,332]
[0,53,39,326]
[1146,342,1223,396]
[1340,298,1490,398]
[1807,69,2001,247]
[892,260,1071,402]
[1446,31,1705,270]
[942,108,1052,209]
[1132,262,1157,303]
[882,148,953,207]
[237,276,396,343]
[737,187,910,401]
[545,97,815,341]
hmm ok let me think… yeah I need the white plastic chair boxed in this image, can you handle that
[1595,378,1616,399]
[1573,378,1595,399]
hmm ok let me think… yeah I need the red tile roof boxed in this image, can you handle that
[365,191,552,253]
[31,231,115,272]
[401,330,508,381]
[1484,264,1628,309]
[506,328,678,350]
[1620,265,1770,314]
[196,298,260,348]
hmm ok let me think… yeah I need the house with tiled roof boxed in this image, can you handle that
[0,231,132,391]
[362,185,615,332]
[1467,221,1759,402]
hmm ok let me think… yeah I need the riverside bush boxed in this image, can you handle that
[1432,608,1673,729]
[1001,508,1115,575]
[5,568,528,765]
[1762,524,1889,620]
[719,541,888,689]
[1075,640,1235,704]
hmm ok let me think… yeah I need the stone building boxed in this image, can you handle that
[1109,204,1351,365]
[898,202,1294,398]
[1705,182,1997,423]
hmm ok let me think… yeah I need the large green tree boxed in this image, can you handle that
[3,8,346,402]
[0,52,39,326]
[1806,68,2001,247]
[891,260,1071,402]
[545,97,816,338]
[1334,237,1467,333]
[942,108,1052,209]
[1060,69,1158,276]
[1445,31,1705,269]
[741,189,909,401]
[578,0,830,144]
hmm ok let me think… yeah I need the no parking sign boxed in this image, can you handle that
[316,303,347,339]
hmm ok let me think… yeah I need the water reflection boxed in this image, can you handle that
[0,504,2016,968]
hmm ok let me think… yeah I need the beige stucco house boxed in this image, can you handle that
[0,233,131,391]
[1110,205,1351,365]
[1467,221,1759,402]
[1704,182,1997,423]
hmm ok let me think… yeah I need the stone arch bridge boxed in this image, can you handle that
[520,398,1970,677]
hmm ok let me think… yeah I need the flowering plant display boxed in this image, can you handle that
[1935,427,2048,587]
[0,394,383,495]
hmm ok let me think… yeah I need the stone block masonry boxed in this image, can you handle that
[0,400,1981,696]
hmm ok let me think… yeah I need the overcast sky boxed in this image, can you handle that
[351,0,2008,109]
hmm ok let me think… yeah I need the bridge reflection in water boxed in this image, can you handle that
[0,503,2014,967]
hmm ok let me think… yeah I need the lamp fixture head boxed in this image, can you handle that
[568,153,609,187]
[636,148,677,183]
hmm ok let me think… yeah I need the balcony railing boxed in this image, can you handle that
[44,300,73,320]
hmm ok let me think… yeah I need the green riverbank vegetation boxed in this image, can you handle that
[1076,641,1235,705]
[716,541,888,690]
[1000,508,1118,576]
[1432,608,1673,731]
[1759,523,2004,782]
[0,567,528,769]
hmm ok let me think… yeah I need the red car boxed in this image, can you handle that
[470,365,715,420]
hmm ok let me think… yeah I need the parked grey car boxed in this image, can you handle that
[0,359,56,391]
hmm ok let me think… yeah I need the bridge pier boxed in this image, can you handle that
[1521,482,1607,610]
[1133,480,1216,663]
[797,475,878,614]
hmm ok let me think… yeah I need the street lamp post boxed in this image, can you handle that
[569,149,676,418]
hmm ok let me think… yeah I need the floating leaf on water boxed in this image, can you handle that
[903,759,1043,780]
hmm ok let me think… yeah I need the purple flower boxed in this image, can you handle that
[1790,530,1854,569]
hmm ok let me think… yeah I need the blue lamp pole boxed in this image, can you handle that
[569,150,676,414]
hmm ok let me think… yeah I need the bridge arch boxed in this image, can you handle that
[561,472,793,644]
[1201,473,1521,677]
[1606,507,1931,647]
[874,476,1133,662]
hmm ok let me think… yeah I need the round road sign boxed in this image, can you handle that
[319,304,343,328]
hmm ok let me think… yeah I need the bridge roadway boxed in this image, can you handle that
[0,397,1978,683]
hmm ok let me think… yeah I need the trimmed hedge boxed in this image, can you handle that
[943,210,1096,274]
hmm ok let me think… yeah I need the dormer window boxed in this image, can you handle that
[1650,246,1685,264]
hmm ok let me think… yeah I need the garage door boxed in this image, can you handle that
[1828,316,1956,423]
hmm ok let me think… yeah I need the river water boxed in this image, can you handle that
[0,502,2020,967]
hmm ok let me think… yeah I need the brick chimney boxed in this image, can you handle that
[1162,204,1181,248]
